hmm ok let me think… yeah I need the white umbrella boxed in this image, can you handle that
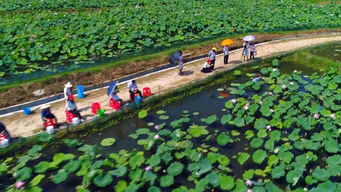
[243,35,256,42]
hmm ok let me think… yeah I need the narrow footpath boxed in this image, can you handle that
[1,34,340,137]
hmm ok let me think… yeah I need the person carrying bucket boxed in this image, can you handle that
[208,47,217,70]
[0,122,11,148]
[41,104,57,133]
[128,80,142,102]
[64,82,74,102]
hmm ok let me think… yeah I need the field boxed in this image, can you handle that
[0,0,340,79]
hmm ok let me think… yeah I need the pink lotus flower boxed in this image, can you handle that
[313,113,319,119]
[266,125,271,131]
[231,99,237,103]
[330,114,335,119]
[154,134,160,140]
[144,166,152,171]
[268,92,273,96]
[15,181,25,190]
[247,189,253,192]
[154,125,160,130]
[245,180,253,186]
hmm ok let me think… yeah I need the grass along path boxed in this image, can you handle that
[0,34,340,138]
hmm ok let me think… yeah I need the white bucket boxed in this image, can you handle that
[46,126,55,134]
[72,117,80,125]
[0,139,9,148]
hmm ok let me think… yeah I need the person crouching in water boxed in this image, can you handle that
[249,42,257,60]
[128,80,142,102]
[201,61,212,73]
[0,122,11,148]
[41,104,58,133]
[208,47,217,70]
[66,100,84,123]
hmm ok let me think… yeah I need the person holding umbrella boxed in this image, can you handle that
[242,35,256,61]
[249,42,257,60]
[107,81,123,105]
[208,47,217,70]
[221,39,233,64]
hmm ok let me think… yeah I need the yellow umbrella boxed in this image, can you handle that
[221,39,234,46]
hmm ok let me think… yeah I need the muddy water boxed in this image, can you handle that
[310,43,341,62]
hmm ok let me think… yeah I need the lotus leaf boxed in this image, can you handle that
[138,109,148,119]
[234,70,242,75]
[219,174,234,190]
[34,161,50,173]
[0,164,8,176]
[28,145,43,156]
[271,163,286,179]
[264,139,275,151]
[136,128,150,135]
[197,158,212,175]
[278,151,293,164]
[52,170,68,184]
[111,166,127,177]
[265,182,283,192]
[38,132,53,142]
[201,115,217,124]
[254,118,268,129]
[242,169,254,180]
[245,130,254,139]
[159,115,170,120]
[220,114,232,125]
[64,139,81,147]
[115,181,127,192]
[93,173,113,187]
[30,174,45,186]
[160,175,174,187]
[218,155,230,167]
[15,167,32,180]
[64,160,81,173]
[167,162,184,176]
[233,179,247,192]
[129,153,145,169]
[250,138,264,148]
[312,167,331,181]
[257,129,268,138]
[206,172,219,187]
[147,186,161,192]
[156,110,166,115]
[187,124,208,138]
[324,138,338,153]
[233,116,245,127]
[100,138,116,147]
[286,169,301,186]
[252,150,267,164]
[216,133,230,146]
[237,152,250,165]
[310,181,337,192]
[195,178,209,192]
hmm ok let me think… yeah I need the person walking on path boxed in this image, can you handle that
[66,100,84,122]
[249,42,257,60]
[208,47,217,70]
[242,41,250,61]
[223,45,230,64]
[177,51,184,75]
[128,80,142,102]
[64,82,74,102]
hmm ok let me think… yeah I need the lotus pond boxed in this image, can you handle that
[0,50,340,192]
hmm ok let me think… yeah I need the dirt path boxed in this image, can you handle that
[1,34,340,138]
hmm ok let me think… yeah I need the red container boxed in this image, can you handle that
[44,118,56,128]
[66,110,77,123]
[110,98,121,111]
[142,87,152,97]
[91,102,101,115]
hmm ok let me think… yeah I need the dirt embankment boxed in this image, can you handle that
[0,29,340,109]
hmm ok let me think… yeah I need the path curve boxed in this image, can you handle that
[1,34,340,137]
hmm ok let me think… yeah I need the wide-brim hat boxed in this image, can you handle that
[41,104,50,109]
[64,82,73,88]
[212,47,217,51]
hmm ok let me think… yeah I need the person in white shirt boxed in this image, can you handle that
[242,41,250,61]
[64,82,74,101]
[128,80,142,102]
[223,45,229,64]
[201,61,212,73]
[208,47,217,70]
[249,42,257,60]
[66,100,83,122]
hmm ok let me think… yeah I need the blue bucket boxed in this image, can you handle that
[77,85,85,98]
[23,107,32,115]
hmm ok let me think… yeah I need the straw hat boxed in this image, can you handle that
[212,47,217,51]
[41,104,50,109]
[64,82,73,88]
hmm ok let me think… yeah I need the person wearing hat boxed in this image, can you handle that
[64,82,74,102]
[208,47,217,70]
[41,104,57,129]
[66,100,84,122]
[128,80,142,102]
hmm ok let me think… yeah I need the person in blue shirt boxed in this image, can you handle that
[41,104,57,127]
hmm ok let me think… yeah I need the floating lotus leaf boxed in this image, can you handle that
[52,153,75,166]
[219,174,234,190]
[272,59,279,67]
[0,164,8,176]
[271,163,286,179]
[197,158,212,175]
[167,162,184,176]
[206,172,219,187]
[305,175,318,185]
[267,155,279,167]
[195,178,209,192]
[100,138,116,147]
[324,138,338,153]
[160,175,174,187]
[156,110,166,115]
[111,166,127,177]
[242,169,254,180]
[129,153,145,169]
[147,155,160,167]
[220,114,232,125]
[278,151,293,164]
[234,70,242,75]
[218,155,230,167]
[15,167,32,180]
[63,160,81,173]
[63,139,82,147]
[285,169,301,186]
[310,180,337,192]
[265,182,283,192]
[38,132,53,142]
[147,186,161,192]
[264,139,275,151]
[254,118,268,130]
[28,145,43,156]
[312,167,331,181]
[216,133,230,146]
[225,101,234,109]
[257,129,268,138]
[138,109,148,119]
[201,114,217,125]
[233,179,247,192]
[30,174,45,186]
[93,173,113,187]
[252,150,267,164]
[136,128,150,135]
[245,130,254,140]
[237,152,250,165]
[159,115,170,120]
[193,112,200,116]
[52,170,68,184]
[188,124,209,138]
[233,116,245,127]
[34,161,50,173]
[250,138,264,148]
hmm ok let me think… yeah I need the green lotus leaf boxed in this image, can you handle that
[138,109,148,119]
[147,186,161,192]
[257,129,268,138]
[312,167,331,181]
[167,162,184,176]
[52,153,75,166]
[252,150,267,164]
[219,174,234,190]
[28,145,43,156]
[129,153,145,169]
[233,179,248,192]
[111,166,127,177]
[264,139,275,151]
[93,173,113,187]
[220,114,232,125]
[324,138,338,153]
[136,128,150,135]
[233,116,245,127]
[201,114,217,125]
[254,118,268,129]
[147,155,160,167]
[30,174,45,186]
[245,130,254,140]
[326,155,341,167]
[242,169,254,180]
[160,175,174,187]
[272,59,279,67]
[63,139,82,147]
[52,170,68,184]
[25,186,42,192]
[63,160,81,173]
[159,115,170,120]
[15,167,32,180]
[278,151,293,164]
[156,110,166,115]
[187,124,208,138]
[38,132,53,142]
[320,109,331,117]
[271,163,286,179]
[305,175,318,185]
[195,178,209,192]
[225,101,234,109]
[143,171,157,185]
[34,161,50,173]
[197,158,212,175]
[265,182,283,192]
[310,180,337,192]
[216,133,230,146]
[285,169,301,186]
[193,112,200,116]
[100,138,116,147]
[260,105,271,117]
[250,138,264,148]
[206,172,219,187]
[237,152,250,165]
[0,164,8,176]
[267,155,279,167]
[234,70,242,75]
[218,155,230,167]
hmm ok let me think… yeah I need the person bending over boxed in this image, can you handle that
[128,80,142,102]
